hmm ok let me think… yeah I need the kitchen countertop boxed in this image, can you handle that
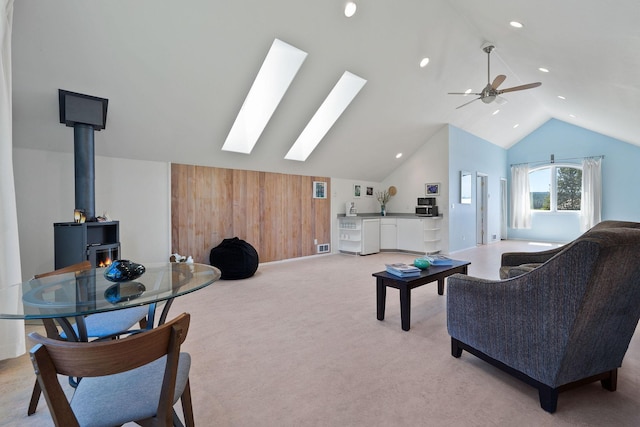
[337,213,443,218]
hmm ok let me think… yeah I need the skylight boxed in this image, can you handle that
[285,71,367,161]
[222,39,308,154]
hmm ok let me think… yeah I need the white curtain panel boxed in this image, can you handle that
[510,164,531,229]
[0,0,25,361]
[580,157,602,231]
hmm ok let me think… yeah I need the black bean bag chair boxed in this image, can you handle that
[209,237,259,280]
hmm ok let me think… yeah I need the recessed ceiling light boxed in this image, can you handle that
[395,153,403,159]
[285,71,367,161]
[539,67,549,73]
[513,123,520,128]
[557,95,566,100]
[419,57,430,68]
[464,89,472,95]
[222,39,308,154]
[510,21,523,28]
[345,2,357,18]
[492,109,500,115]
[569,114,576,118]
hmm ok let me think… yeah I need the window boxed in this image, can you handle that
[529,165,582,211]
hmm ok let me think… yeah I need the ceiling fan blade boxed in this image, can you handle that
[448,92,481,95]
[456,97,481,109]
[491,74,506,89]
[498,82,541,94]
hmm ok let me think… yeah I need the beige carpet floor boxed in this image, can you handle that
[1,241,639,426]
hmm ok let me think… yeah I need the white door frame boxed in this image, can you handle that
[476,173,488,245]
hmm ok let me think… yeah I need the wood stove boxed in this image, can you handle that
[54,221,120,269]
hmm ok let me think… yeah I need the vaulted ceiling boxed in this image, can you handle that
[11,1,640,182]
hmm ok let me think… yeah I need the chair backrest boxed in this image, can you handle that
[34,261,92,279]
[28,312,191,426]
[550,228,640,384]
[32,261,93,339]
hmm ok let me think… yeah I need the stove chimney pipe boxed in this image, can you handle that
[58,90,108,222]
[74,124,96,220]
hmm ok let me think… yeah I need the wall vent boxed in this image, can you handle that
[317,243,330,253]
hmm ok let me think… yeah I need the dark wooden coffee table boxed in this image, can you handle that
[373,259,470,331]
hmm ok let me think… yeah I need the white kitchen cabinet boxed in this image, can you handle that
[361,219,381,255]
[397,218,425,253]
[338,217,380,255]
[380,218,397,250]
[339,216,441,255]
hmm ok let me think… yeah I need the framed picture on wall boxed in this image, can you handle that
[426,183,440,196]
[353,184,362,198]
[313,181,327,199]
[366,186,374,197]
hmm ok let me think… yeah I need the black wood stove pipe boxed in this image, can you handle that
[74,124,95,221]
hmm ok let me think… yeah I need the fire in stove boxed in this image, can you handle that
[98,258,113,268]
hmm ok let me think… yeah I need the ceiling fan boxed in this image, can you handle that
[449,43,541,109]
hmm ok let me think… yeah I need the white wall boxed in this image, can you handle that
[329,126,450,254]
[330,178,384,253]
[13,148,170,280]
[448,125,507,252]
[381,125,450,253]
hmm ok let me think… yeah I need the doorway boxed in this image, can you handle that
[476,173,488,245]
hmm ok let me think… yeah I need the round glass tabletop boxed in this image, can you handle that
[0,262,221,320]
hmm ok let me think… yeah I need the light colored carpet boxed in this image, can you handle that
[1,241,639,426]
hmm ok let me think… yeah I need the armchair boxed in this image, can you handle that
[447,226,640,412]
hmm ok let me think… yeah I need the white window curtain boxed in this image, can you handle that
[0,0,25,361]
[510,164,531,229]
[580,157,602,231]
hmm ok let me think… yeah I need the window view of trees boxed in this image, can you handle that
[556,167,582,210]
[529,165,582,211]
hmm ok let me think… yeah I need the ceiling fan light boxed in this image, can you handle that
[345,2,357,18]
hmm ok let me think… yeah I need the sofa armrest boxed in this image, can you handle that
[500,246,563,267]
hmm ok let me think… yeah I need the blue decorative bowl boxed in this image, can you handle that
[104,260,146,282]
[413,258,430,269]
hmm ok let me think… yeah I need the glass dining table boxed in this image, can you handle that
[0,262,221,341]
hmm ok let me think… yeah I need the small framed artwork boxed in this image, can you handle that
[313,181,327,199]
[353,184,362,198]
[425,183,440,196]
[366,186,374,197]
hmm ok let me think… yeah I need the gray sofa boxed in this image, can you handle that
[499,220,640,279]
[447,223,640,412]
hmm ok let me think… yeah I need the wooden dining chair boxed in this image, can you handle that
[29,312,194,427]
[28,261,149,415]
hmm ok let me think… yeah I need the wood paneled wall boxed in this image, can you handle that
[171,163,331,264]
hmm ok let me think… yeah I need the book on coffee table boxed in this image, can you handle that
[385,263,421,277]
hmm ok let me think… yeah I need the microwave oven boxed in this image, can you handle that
[415,205,438,216]
[417,197,436,206]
